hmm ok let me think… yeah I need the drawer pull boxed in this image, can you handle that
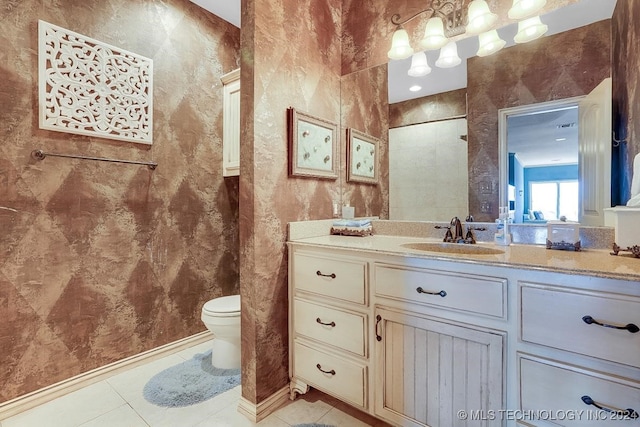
[316,270,336,279]
[316,363,336,375]
[416,287,447,297]
[375,314,382,342]
[582,315,640,333]
[581,395,639,419]
[316,317,336,327]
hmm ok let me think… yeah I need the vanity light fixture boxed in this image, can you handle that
[508,0,547,20]
[389,0,497,60]
[514,16,548,43]
[408,52,432,77]
[476,29,506,57]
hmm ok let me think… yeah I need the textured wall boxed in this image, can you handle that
[389,89,467,129]
[341,64,390,218]
[341,0,580,75]
[612,0,640,204]
[0,0,240,402]
[239,0,344,404]
[466,20,611,221]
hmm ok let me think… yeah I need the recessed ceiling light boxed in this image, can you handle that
[555,138,567,141]
[409,85,422,92]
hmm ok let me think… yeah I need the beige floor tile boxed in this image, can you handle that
[192,404,290,427]
[2,381,125,427]
[77,404,149,427]
[174,339,214,361]
[271,389,337,425]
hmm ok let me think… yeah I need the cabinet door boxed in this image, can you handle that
[374,308,504,427]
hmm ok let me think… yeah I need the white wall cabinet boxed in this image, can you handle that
[221,68,240,177]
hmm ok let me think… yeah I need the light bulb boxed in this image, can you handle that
[508,0,547,20]
[435,41,461,68]
[514,16,548,43]
[419,18,448,51]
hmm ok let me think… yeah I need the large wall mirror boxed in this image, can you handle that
[387,0,617,222]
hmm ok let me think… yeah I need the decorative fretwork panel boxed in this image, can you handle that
[38,20,153,144]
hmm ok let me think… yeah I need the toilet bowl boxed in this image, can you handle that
[201,295,241,369]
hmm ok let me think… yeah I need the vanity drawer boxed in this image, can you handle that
[520,355,640,426]
[374,263,506,318]
[294,298,366,356]
[294,342,366,408]
[521,284,640,368]
[292,252,367,304]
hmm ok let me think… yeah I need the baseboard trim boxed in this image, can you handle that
[237,384,290,423]
[0,331,212,420]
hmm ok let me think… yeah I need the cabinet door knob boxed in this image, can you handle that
[582,315,639,333]
[581,395,639,419]
[416,287,447,297]
[316,270,336,279]
[316,364,336,375]
[316,317,336,327]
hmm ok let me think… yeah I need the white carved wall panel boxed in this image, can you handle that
[38,20,153,144]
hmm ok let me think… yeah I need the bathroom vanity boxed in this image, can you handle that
[287,225,640,427]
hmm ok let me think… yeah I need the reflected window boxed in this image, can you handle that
[530,180,578,221]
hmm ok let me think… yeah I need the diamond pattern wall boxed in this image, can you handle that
[0,0,240,402]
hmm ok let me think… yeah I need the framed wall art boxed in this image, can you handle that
[287,107,338,179]
[347,128,379,184]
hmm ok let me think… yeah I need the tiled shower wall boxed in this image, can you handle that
[0,0,240,402]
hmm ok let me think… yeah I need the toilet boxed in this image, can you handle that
[201,295,241,369]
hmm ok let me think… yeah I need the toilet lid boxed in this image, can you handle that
[203,295,240,314]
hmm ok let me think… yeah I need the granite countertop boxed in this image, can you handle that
[288,234,640,282]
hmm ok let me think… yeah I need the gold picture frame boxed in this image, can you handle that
[347,128,379,184]
[287,107,338,179]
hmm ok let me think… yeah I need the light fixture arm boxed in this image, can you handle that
[390,0,466,37]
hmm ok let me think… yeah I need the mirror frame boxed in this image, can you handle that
[498,96,585,216]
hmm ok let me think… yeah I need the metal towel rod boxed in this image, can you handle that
[31,149,157,170]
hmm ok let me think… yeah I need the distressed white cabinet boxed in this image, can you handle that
[374,307,504,427]
[221,68,240,176]
[287,238,640,427]
[288,248,370,409]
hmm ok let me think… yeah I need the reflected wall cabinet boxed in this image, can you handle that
[222,68,240,177]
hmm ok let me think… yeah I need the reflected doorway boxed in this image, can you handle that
[506,105,579,223]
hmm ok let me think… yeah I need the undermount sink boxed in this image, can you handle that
[401,242,506,255]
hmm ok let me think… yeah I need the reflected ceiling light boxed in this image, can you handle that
[477,29,506,57]
[419,18,448,50]
[387,28,414,60]
[435,41,461,68]
[514,16,548,43]
[465,0,498,35]
[508,0,547,20]
[408,52,432,77]
[555,138,567,141]
[409,85,422,92]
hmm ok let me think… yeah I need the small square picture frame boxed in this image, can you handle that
[347,128,379,184]
[287,107,338,179]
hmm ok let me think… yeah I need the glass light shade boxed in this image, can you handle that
[508,0,547,20]
[477,30,506,57]
[407,52,432,77]
[514,16,548,43]
[435,41,462,68]
[465,0,498,35]
[387,28,414,60]
[419,18,448,50]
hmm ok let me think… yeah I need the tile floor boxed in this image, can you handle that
[0,341,391,427]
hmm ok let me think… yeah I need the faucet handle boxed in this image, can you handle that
[466,214,474,222]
